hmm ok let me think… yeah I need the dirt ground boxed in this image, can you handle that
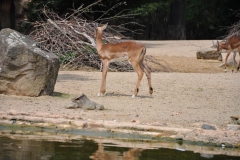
[0,40,240,146]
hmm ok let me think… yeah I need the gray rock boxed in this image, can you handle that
[96,104,104,110]
[219,58,238,67]
[237,120,240,125]
[66,102,79,109]
[201,124,216,130]
[200,154,214,159]
[70,94,104,110]
[226,125,240,131]
[196,50,222,61]
[0,28,60,96]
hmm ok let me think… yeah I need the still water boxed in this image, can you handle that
[0,126,239,160]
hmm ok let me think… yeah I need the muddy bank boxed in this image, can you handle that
[0,107,239,148]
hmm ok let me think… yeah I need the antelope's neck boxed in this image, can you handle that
[96,32,103,52]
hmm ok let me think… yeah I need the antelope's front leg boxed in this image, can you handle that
[237,52,240,71]
[224,51,231,72]
[98,60,109,96]
[232,52,237,73]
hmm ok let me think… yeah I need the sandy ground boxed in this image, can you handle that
[0,40,240,146]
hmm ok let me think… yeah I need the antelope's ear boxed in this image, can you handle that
[211,40,217,48]
[94,30,97,39]
[102,23,108,30]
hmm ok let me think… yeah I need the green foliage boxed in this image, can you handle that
[186,0,239,39]
[59,52,77,64]
[82,45,97,54]
[134,1,171,18]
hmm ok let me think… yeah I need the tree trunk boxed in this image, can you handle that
[0,0,15,30]
[134,10,168,40]
[167,0,186,40]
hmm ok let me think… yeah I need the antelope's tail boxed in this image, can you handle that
[139,47,150,76]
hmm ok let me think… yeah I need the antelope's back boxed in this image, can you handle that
[103,41,144,53]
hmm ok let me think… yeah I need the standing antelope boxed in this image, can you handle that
[213,35,240,72]
[95,24,153,98]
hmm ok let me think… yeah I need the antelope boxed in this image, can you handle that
[213,35,240,72]
[95,23,153,98]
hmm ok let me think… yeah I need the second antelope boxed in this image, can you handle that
[95,24,153,98]
[213,35,240,72]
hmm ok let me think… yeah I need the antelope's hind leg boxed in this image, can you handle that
[232,52,237,73]
[224,51,231,72]
[141,63,153,96]
[146,67,153,96]
[237,52,240,71]
[130,61,144,98]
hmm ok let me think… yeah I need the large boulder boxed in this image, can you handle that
[0,28,60,96]
[219,58,238,67]
[196,50,222,61]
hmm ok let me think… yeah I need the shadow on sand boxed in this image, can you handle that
[57,73,97,82]
[104,92,152,98]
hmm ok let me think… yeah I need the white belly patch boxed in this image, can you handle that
[232,48,238,52]
[110,55,128,62]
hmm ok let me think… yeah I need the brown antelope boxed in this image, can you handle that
[95,24,153,98]
[212,40,237,71]
[213,35,240,72]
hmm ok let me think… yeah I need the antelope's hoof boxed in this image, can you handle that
[97,93,104,97]
[132,95,136,98]
[224,69,227,73]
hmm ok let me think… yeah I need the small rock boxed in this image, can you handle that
[230,116,239,120]
[176,137,183,141]
[201,124,216,130]
[237,120,240,125]
[96,104,104,110]
[8,110,18,115]
[65,102,79,109]
[66,94,104,110]
[219,58,238,67]
[200,154,214,159]
[176,148,185,151]
[226,124,240,131]
[171,112,181,116]
[221,143,226,148]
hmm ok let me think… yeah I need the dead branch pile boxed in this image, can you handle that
[223,18,240,40]
[145,55,172,72]
[29,1,170,72]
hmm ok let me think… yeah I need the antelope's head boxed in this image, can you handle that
[95,23,108,39]
[211,40,218,48]
[98,23,108,32]
[212,40,226,54]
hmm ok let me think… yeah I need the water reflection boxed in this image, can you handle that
[0,136,239,160]
[91,143,143,160]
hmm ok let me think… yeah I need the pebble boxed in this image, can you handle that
[201,124,216,130]
[226,124,240,131]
